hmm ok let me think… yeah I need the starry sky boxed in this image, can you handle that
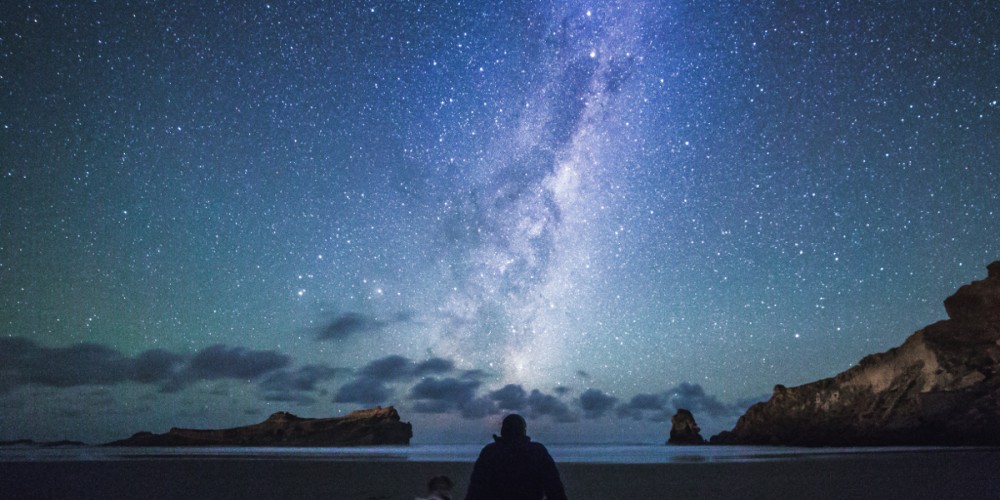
[1,0,998,444]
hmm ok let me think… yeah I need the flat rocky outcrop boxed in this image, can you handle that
[712,261,1000,447]
[0,439,86,447]
[104,406,412,447]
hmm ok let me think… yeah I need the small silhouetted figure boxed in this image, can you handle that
[415,475,453,500]
[465,414,568,500]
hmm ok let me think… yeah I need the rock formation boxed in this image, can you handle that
[0,439,86,447]
[667,409,706,445]
[105,406,412,447]
[711,261,1000,446]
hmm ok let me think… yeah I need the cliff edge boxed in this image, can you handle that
[712,261,1000,446]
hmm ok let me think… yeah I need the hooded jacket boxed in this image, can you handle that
[464,434,568,500]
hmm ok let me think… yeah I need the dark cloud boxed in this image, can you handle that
[576,370,590,379]
[317,312,386,340]
[460,396,497,419]
[333,377,391,405]
[358,355,415,380]
[553,386,571,396]
[184,344,290,380]
[460,369,489,380]
[132,349,186,384]
[613,383,747,421]
[0,337,184,393]
[410,377,480,401]
[615,392,667,419]
[667,382,732,417]
[316,310,416,341]
[647,410,673,423]
[353,354,461,382]
[402,379,582,423]
[390,310,417,323]
[30,343,132,387]
[409,377,495,419]
[414,357,455,376]
[334,354,464,413]
[409,376,475,404]
[412,398,452,414]
[3,337,340,402]
[615,406,642,420]
[2,339,758,433]
[490,384,528,411]
[579,388,617,419]
[259,364,341,404]
[0,338,297,397]
[161,344,291,392]
[527,389,577,423]
[629,393,667,410]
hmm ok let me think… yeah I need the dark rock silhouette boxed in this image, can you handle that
[667,409,705,444]
[712,261,1000,446]
[104,406,412,447]
[0,439,36,446]
[0,439,86,447]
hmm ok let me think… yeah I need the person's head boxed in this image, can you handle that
[500,414,527,438]
[428,475,453,494]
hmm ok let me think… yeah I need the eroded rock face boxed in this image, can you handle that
[104,406,412,447]
[667,409,705,445]
[711,261,1000,447]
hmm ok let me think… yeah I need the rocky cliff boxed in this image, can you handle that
[667,409,706,445]
[105,406,412,447]
[712,261,1000,446]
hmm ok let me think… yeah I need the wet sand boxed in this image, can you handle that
[2,449,998,499]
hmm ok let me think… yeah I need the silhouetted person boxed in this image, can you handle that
[465,414,567,500]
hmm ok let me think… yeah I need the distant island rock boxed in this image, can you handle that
[0,439,86,447]
[712,261,1000,446]
[104,406,412,447]
[667,409,706,445]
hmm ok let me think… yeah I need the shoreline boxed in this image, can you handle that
[2,448,998,499]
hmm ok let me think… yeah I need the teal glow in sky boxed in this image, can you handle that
[1,0,998,443]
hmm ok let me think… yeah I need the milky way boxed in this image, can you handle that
[433,3,648,386]
[1,0,997,443]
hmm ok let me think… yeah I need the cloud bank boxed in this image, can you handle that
[1,337,760,441]
[0,337,334,404]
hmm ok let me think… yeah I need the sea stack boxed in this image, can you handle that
[105,406,413,447]
[667,409,706,445]
[712,261,1000,446]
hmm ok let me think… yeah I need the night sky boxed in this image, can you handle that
[1,1,997,444]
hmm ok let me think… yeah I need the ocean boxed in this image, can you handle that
[0,443,973,464]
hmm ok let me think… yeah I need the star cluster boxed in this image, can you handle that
[1,0,997,442]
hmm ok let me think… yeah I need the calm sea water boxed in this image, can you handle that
[0,444,968,464]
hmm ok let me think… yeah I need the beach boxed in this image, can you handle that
[2,448,998,499]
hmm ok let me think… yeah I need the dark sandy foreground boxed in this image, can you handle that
[2,449,998,499]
